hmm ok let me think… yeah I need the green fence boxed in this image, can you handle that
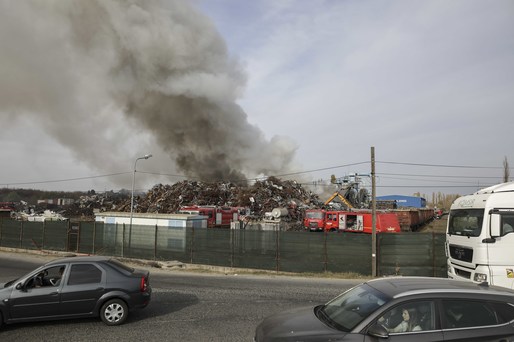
[0,219,447,277]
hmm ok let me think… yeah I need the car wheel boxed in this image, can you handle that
[100,299,128,326]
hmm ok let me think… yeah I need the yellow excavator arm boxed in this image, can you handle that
[324,192,354,208]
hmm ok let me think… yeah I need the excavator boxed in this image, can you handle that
[324,174,370,209]
[324,191,354,208]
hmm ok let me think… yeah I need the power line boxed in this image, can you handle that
[1,160,508,189]
[377,172,502,179]
[377,175,495,185]
[3,172,131,187]
[377,161,505,169]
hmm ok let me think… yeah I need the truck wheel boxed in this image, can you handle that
[100,299,128,326]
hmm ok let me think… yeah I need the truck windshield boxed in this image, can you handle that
[448,209,484,237]
[306,211,324,219]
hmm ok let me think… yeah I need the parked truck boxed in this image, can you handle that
[303,209,401,233]
[446,182,514,289]
[178,205,244,228]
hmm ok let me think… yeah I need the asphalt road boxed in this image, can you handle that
[0,251,363,341]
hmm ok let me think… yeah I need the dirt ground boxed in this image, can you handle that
[419,215,448,233]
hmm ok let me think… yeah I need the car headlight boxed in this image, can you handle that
[474,273,487,282]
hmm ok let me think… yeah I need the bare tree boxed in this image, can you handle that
[504,156,510,182]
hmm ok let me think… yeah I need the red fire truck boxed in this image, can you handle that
[304,209,401,233]
[178,205,244,228]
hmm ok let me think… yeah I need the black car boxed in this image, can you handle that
[255,277,514,341]
[0,256,151,327]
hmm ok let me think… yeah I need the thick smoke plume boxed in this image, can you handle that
[0,0,297,185]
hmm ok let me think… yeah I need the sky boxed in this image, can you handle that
[0,0,513,198]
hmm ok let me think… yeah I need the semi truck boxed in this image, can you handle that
[446,182,514,289]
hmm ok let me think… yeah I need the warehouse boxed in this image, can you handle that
[376,195,427,208]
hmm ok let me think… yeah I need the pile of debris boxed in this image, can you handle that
[21,177,323,224]
[118,176,323,222]
[60,191,130,220]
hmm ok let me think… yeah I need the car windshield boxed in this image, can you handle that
[317,283,389,332]
[306,211,324,219]
[448,209,484,237]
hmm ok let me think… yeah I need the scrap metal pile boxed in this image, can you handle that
[117,176,324,222]
[31,177,324,224]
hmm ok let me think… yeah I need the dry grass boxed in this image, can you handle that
[419,216,448,233]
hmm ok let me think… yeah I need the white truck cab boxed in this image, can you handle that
[447,182,514,289]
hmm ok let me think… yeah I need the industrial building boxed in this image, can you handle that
[376,195,427,208]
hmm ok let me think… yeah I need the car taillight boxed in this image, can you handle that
[140,276,148,292]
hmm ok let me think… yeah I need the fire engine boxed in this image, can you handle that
[178,205,244,228]
[304,209,401,233]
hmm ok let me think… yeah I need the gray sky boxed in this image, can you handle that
[1,0,513,197]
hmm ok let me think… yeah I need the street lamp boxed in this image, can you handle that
[129,154,152,230]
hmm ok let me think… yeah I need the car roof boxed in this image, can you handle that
[365,276,514,299]
[44,255,112,266]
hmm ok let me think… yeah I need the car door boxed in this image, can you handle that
[440,299,514,341]
[60,263,105,316]
[363,300,444,342]
[8,267,63,320]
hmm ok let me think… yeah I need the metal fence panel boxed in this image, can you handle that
[279,231,326,273]
[231,229,277,271]
[191,228,232,267]
[326,233,372,275]
[99,223,121,256]
[433,233,447,278]
[125,224,157,260]
[378,232,446,277]
[21,221,44,250]
[155,226,190,262]
[0,219,22,248]
[0,219,448,277]
[78,222,94,254]
[43,221,68,251]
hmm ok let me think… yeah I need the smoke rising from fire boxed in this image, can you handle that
[0,0,298,185]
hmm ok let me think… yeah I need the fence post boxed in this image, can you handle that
[154,224,158,261]
[114,223,118,256]
[275,226,280,272]
[92,221,96,255]
[19,220,24,249]
[230,228,234,268]
[41,220,46,250]
[122,223,125,258]
[190,226,195,264]
[76,222,82,253]
[323,230,328,272]
[432,231,436,277]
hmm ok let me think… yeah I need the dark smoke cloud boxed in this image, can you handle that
[0,0,298,185]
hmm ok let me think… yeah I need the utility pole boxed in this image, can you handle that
[371,146,377,277]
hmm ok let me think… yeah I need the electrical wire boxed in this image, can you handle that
[1,160,509,189]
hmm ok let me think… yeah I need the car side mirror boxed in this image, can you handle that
[15,282,25,291]
[367,323,389,339]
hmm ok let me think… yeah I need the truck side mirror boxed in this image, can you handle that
[490,213,501,238]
